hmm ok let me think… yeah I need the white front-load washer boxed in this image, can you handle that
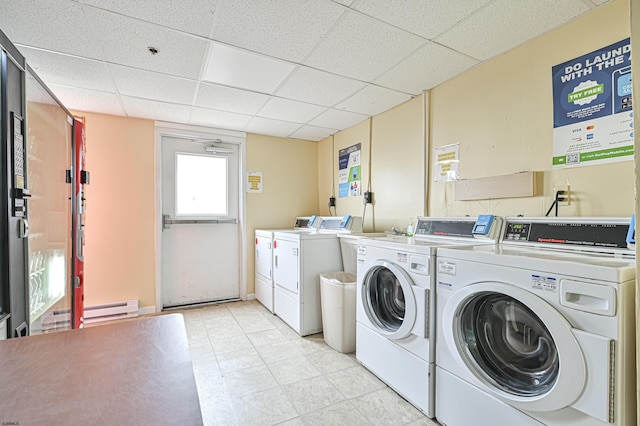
[356,215,503,418]
[255,216,320,313]
[435,217,636,426]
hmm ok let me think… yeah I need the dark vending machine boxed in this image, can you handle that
[0,30,29,338]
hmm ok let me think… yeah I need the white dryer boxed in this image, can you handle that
[356,215,502,418]
[255,216,319,313]
[435,217,636,426]
[273,215,361,336]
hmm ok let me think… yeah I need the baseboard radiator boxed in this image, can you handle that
[84,300,139,324]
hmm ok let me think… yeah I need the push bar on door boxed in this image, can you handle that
[163,215,238,229]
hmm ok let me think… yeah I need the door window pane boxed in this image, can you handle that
[365,266,406,331]
[176,153,227,216]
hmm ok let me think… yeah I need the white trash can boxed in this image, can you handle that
[320,271,357,353]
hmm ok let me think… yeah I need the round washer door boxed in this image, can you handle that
[360,260,416,340]
[442,282,586,412]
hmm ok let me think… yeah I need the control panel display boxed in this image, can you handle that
[504,220,629,248]
[414,219,475,238]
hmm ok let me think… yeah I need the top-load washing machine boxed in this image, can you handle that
[356,215,503,418]
[255,216,320,313]
[435,217,636,426]
[272,215,362,336]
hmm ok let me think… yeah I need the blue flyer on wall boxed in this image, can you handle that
[338,143,361,197]
[552,38,633,168]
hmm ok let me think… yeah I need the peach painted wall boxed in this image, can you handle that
[75,111,157,309]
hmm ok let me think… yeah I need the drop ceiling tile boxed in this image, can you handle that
[435,0,591,61]
[195,83,269,115]
[189,107,252,131]
[109,65,197,105]
[351,0,493,39]
[244,117,302,138]
[276,67,366,107]
[335,85,412,116]
[304,11,425,81]
[47,85,126,116]
[0,1,101,59]
[257,97,327,123]
[121,96,192,123]
[289,125,338,142]
[18,47,115,93]
[84,7,208,79]
[309,108,368,129]
[210,0,345,62]
[374,42,479,94]
[78,0,217,37]
[202,43,296,94]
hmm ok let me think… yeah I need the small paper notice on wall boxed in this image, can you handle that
[434,144,459,181]
[247,171,263,193]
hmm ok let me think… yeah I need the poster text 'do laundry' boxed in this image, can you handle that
[552,38,633,169]
[338,143,361,197]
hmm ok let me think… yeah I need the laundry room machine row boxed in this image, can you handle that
[255,216,319,313]
[356,215,503,418]
[435,217,636,426]
[272,215,362,336]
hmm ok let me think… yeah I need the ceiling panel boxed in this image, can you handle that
[276,66,366,107]
[121,96,192,122]
[289,125,338,142]
[210,0,345,62]
[304,10,426,81]
[18,46,116,93]
[110,65,197,105]
[244,117,302,138]
[257,97,327,123]
[309,108,368,129]
[350,0,493,39]
[195,83,269,115]
[48,85,126,116]
[374,42,479,95]
[435,0,593,61]
[78,0,217,37]
[334,85,412,116]
[189,107,252,131]
[84,7,208,79]
[0,0,101,59]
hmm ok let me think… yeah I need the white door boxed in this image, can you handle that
[161,136,241,308]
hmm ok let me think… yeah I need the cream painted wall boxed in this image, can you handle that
[370,95,425,232]
[77,111,157,308]
[429,0,633,218]
[246,133,319,294]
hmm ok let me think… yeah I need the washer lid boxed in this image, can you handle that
[443,282,586,412]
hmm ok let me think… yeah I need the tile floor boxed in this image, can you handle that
[175,300,440,426]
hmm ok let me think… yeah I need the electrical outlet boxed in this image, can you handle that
[553,183,571,206]
[328,196,336,208]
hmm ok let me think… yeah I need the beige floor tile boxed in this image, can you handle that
[256,340,305,364]
[232,386,298,426]
[246,328,296,347]
[351,387,424,426]
[210,333,253,354]
[325,365,387,399]
[282,375,346,414]
[216,346,265,374]
[269,355,322,385]
[305,346,358,374]
[301,400,373,425]
[201,401,239,426]
[223,364,279,397]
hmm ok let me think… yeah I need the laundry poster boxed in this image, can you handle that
[338,143,361,197]
[552,38,633,168]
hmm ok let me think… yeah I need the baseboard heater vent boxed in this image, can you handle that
[84,300,139,324]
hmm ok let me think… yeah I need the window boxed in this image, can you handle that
[175,153,228,216]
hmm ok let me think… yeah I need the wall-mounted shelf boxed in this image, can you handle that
[454,171,541,201]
